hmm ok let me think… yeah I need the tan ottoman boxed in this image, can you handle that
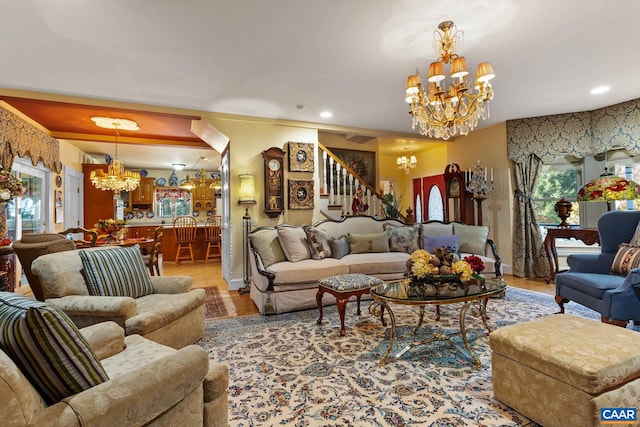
[489,315,640,427]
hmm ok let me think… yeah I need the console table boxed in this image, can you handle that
[544,228,600,284]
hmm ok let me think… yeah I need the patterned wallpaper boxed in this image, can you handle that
[507,98,640,163]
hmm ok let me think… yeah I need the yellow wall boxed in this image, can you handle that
[446,123,513,269]
[204,114,318,283]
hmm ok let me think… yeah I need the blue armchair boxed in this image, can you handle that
[555,210,640,326]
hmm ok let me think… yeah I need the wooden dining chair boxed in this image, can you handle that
[173,216,197,264]
[204,215,222,263]
[59,227,98,248]
[142,227,163,275]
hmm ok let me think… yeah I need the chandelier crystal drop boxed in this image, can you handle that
[404,21,495,140]
[90,119,141,192]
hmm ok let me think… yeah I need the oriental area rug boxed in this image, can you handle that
[203,287,237,320]
[198,287,602,427]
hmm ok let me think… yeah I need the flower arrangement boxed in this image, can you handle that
[0,167,25,203]
[95,218,126,233]
[406,247,485,297]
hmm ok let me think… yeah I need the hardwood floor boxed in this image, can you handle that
[163,260,556,317]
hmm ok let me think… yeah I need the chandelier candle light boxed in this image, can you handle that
[405,21,495,140]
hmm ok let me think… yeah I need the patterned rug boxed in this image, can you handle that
[198,287,603,426]
[203,287,237,320]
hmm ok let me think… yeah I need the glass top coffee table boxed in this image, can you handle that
[369,277,507,367]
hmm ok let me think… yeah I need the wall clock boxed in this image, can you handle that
[263,147,285,218]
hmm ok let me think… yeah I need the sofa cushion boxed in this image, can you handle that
[277,225,311,262]
[0,292,109,405]
[556,272,625,299]
[268,258,349,285]
[330,235,350,259]
[384,223,420,253]
[249,228,286,268]
[319,273,383,292]
[79,246,154,298]
[453,223,489,256]
[348,232,390,254]
[611,243,640,276]
[342,252,409,275]
[423,234,459,254]
[303,225,332,260]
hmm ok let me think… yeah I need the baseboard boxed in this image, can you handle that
[227,277,247,291]
[502,264,513,275]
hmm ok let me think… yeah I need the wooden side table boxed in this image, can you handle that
[544,227,600,283]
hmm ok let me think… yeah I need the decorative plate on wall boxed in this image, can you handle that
[125,211,134,220]
[140,169,148,177]
[135,211,144,219]
[156,177,166,186]
[55,175,62,188]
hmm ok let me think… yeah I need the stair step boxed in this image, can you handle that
[327,204,343,211]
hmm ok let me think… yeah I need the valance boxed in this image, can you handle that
[0,105,61,172]
[507,98,640,164]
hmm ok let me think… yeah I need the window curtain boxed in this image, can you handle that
[512,154,549,277]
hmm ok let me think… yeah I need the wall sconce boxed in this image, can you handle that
[238,173,256,294]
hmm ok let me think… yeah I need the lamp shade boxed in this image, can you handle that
[238,174,256,204]
[427,62,445,83]
[577,175,640,203]
[476,62,495,82]
[450,57,468,79]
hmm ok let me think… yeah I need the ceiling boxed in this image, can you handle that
[1,1,640,167]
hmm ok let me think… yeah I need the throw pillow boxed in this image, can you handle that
[348,232,390,254]
[611,244,640,276]
[630,221,640,246]
[330,235,350,259]
[249,228,286,268]
[384,223,420,253]
[423,234,460,254]
[303,225,332,260]
[0,292,109,405]
[277,225,311,262]
[453,223,489,256]
[421,222,453,237]
[79,245,154,298]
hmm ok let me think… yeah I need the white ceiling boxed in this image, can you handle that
[2,1,640,162]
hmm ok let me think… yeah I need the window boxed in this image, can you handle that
[532,159,581,227]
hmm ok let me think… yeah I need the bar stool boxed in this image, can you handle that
[173,216,197,264]
[204,215,222,263]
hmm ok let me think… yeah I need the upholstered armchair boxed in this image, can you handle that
[555,210,640,326]
[0,295,228,427]
[12,233,76,301]
[31,245,206,349]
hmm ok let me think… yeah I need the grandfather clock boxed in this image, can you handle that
[443,163,474,224]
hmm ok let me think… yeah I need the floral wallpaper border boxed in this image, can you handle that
[507,98,640,163]
[0,105,61,172]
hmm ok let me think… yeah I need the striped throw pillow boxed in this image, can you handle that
[611,244,640,276]
[79,245,154,298]
[0,292,109,405]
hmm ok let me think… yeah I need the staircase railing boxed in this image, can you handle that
[318,143,405,221]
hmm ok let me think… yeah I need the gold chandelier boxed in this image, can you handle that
[90,117,141,192]
[404,21,495,140]
[180,157,221,190]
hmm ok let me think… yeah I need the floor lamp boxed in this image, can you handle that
[238,174,256,295]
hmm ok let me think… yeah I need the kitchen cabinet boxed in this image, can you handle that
[131,177,156,206]
[192,180,218,213]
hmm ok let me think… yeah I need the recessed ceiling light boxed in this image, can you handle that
[590,86,610,95]
[320,111,333,119]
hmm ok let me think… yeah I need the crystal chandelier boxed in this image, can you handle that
[404,21,495,140]
[396,154,417,174]
[90,118,141,192]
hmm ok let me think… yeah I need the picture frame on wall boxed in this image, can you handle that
[327,147,376,189]
[288,179,314,209]
[288,142,315,172]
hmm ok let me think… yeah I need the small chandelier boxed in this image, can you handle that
[404,21,495,140]
[90,117,141,192]
[180,157,218,190]
[396,154,417,174]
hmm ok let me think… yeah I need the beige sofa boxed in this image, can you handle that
[249,216,501,314]
[31,248,205,349]
[0,320,228,427]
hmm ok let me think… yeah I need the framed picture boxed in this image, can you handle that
[288,142,315,172]
[327,147,376,190]
[288,179,314,209]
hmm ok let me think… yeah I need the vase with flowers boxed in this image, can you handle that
[0,166,25,240]
[94,218,127,243]
[405,247,485,298]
